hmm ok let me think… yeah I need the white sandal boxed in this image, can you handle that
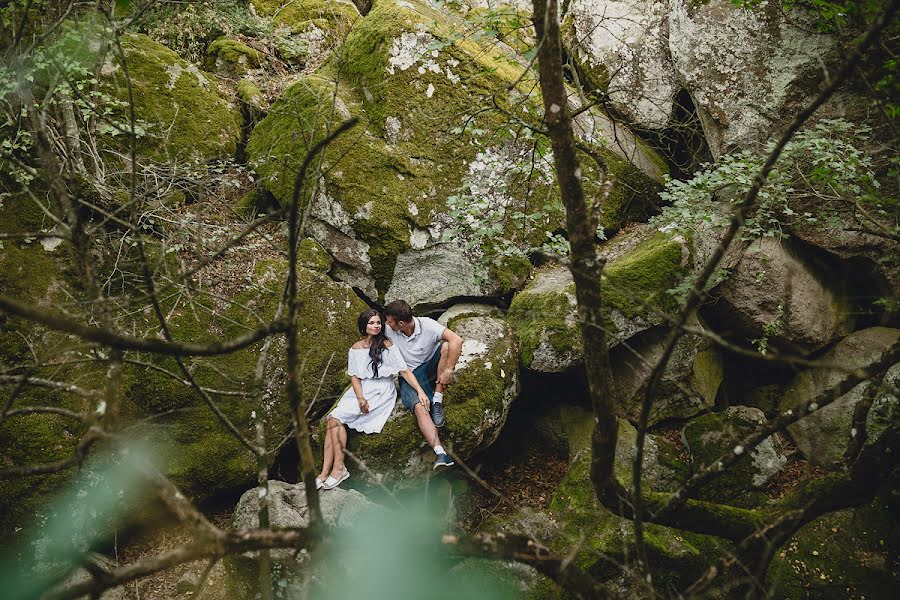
[316,477,324,490]
[323,469,350,490]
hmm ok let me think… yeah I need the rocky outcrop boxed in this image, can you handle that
[247,0,664,304]
[611,320,724,425]
[563,0,676,129]
[508,226,692,372]
[710,237,854,355]
[780,327,900,466]
[563,0,836,157]
[343,312,519,481]
[682,406,787,507]
[227,480,377,597]
[547,406,725,591]
[766,497,898,600]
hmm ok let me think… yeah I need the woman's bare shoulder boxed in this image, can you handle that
[351,340,368,350]
[383,339,394,348]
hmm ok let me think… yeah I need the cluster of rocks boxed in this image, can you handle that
[1,1,896,598]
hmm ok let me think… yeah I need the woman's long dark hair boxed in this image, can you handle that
[357,309,388,377]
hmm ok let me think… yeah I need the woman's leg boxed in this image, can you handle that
[318,419,335,481]
[329,416,347,477]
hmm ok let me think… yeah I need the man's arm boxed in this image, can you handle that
[438,328,463,387]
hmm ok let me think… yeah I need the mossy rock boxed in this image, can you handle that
[508,228,692,372]
[779,327,900,467]
[344,314,519,482]
[248,0,662,300]
[121,260,366,500]
[206,37,263,76]
[611,319,723,425]
[0,193,88,537]
[236,78,264,109]
[550,406,727,591]
[682,406,786,508]
[102,33,242,163]
[766,494,898,600]
[297,237,333,272]
[252,0,360,33]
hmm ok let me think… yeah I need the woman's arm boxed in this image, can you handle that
[399,369,430,411]
[351,375,368,414]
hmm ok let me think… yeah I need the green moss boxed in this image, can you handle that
[603,232,689,318]
[120,260,365,499]
[104,34,242,163]
[507,282,578,369]
[236,78,263,107]
[297,237,333,271]
[691,347,724,406]
[207,37,263,75]
[253,0,359,32]
[488,253,532,294]
[550,407,728,587]
[767,498,897,600]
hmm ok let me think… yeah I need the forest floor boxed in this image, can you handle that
[104,430,820,599]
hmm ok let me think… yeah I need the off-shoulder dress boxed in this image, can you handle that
[328,345,408,433]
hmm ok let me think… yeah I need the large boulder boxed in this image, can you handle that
[226,480,377,597]
[765,496,898,600]
[547,406,725,592]
[343,312,519,482]
[563,0,676,129]
[611,320,724,425]
[709,237,854,355]
[102,34,243,163]
[562,0,842,157]
[508,226,692,372]
[668,0,834,156]
[780,327,900,466]
[122,260,366,501]
[682,406,787,507]
[0,194,86,538]
[247,0,664,305]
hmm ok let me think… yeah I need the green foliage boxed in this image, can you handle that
[652,119,894,241]
[137,0,268,63]
[0,19,147,185]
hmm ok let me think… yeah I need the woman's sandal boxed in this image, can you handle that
[316,477,324,490]
[323,469,350,490]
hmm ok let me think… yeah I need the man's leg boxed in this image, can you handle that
[435,341,450,393]
[422,345,447,427]
[412,403,440,448]
[412,404,454,469]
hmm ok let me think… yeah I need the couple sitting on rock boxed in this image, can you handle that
[316,299,464,490]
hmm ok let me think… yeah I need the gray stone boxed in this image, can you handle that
[611,320,724,425]
[226,480,378,597]
[564,0,676,130]
[385,241,482,309]
[682,406,787,506]
[715,237,853,354]
[437,302,499,327]
[668,0,834,157]
[780,327,900,466]
[346,314,519,483]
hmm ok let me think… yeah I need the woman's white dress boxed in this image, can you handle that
[328,345,408,433]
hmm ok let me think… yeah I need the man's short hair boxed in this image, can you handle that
[384,299,413,322]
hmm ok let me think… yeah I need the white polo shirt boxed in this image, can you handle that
[385,316,445,370]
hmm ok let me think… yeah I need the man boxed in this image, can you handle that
[383,299,463,469]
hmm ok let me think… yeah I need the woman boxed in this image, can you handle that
[317,308,429,490]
